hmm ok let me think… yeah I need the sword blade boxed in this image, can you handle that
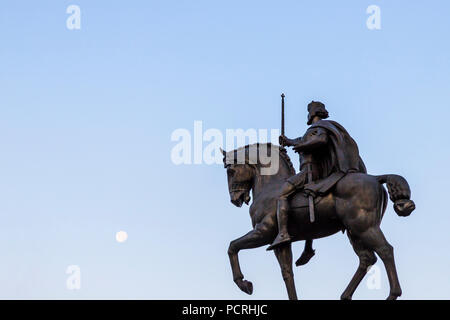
[307,164,315,223]
[308,196,315,223]
[281,93,285,137]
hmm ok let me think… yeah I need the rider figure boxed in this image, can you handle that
[268,101,365,251]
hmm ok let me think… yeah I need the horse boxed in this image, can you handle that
[221,143,415,300]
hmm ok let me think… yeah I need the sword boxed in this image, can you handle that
[280,93,314,222]
[281,93,285,139]
[307,164,315,223]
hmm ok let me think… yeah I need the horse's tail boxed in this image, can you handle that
[376,175,415,217]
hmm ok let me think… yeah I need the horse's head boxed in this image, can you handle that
[221,143,296,207]
[221,148,254,207]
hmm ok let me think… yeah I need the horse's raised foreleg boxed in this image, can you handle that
[341,233,377,300]
[274,243,298,300]
[228,224,272,295]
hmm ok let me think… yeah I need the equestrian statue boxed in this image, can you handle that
[221,94,415,300]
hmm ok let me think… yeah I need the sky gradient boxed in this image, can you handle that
[0,1,449,299]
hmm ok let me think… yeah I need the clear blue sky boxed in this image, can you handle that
[0,0,449,299]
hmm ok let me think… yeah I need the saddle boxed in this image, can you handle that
[290,171,346,208]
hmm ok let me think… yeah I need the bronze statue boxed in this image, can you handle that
[221,96,415,300]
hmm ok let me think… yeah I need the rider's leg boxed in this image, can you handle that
[267,181,296,250]
[305,239,314,252]
[295,239,316,266]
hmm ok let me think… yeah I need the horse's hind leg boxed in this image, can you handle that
[274,243,298,300]
[341,234,377,300]
[358,227,402,300]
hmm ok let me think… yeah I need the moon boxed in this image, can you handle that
[115,231,128,243]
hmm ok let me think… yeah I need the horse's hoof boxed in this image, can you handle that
[295,249,315,266]
[340,294,352,300]
[386,294,399,300]
[386,288,401,300]
[237,280,253,295]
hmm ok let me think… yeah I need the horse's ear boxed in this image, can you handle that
[220,148,228,168]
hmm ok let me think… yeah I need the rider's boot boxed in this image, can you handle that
[267,199,292,250]
[295,239,316,266]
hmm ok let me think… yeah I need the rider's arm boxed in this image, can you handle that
[293,127,328,152]
[284,137,302,147]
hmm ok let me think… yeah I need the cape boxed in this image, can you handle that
[309,119,367,175]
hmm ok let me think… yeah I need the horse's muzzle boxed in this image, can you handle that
[230,190,250,207]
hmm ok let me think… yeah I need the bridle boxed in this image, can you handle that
[226,164,255,193]
[230,181,252,193]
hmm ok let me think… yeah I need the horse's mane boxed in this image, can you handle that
[229,143,296,176]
